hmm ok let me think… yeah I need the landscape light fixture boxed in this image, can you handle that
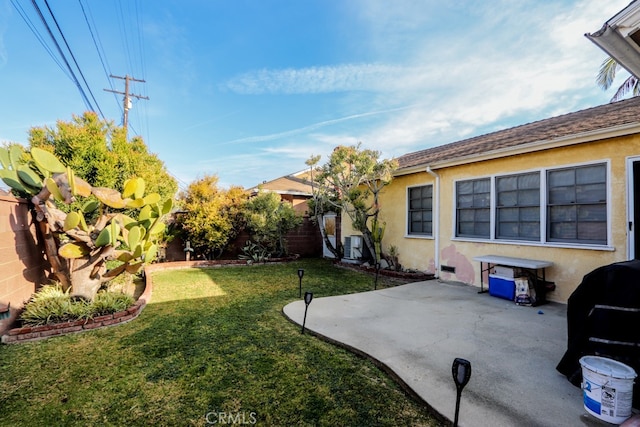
[452,358,472,427]
[297,269,304,297]
[301,291,313,334]
[374,262,380,290]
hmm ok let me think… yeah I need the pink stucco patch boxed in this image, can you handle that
[441,244,476,284]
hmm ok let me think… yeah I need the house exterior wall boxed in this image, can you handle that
[346,133,640,303]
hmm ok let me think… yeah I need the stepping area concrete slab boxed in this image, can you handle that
[283,280,614,427]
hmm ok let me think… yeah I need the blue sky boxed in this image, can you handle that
[0,0,632,190]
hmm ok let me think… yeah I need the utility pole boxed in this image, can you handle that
[104,74,149,139]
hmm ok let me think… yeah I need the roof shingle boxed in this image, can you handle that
[397,96,640,170]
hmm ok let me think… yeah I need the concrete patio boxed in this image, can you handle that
[283,279,622,426]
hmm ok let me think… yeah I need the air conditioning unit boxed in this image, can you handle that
[349,235,362,259]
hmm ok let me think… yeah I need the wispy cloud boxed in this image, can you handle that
[217,105,419,145]
[222,63,434,95]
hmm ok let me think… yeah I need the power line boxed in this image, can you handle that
[42,0,105,119]
[10,0,69,79]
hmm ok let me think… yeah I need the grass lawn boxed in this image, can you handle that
[0,259,443,426]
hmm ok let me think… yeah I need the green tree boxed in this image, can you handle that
[243,191,302,257]
[310,143,397,263]
[28,111,177,203]
[305,155,342,259]
[177,175,247,259]
[597,57,640,102]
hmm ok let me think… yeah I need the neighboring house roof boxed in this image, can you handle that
[249,171,313,196]
[586,0,640,79]
[396,95,640,174]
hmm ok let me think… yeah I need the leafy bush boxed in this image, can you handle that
[92,291,135,316]
[19,284,135,326]
[238,240,270,263]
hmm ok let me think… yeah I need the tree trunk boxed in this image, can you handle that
[37,221,71,291]
[68,258,104,300]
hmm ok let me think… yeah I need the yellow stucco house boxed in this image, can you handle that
[342,96,640,303]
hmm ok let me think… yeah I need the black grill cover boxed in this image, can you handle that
[556,259,640,407]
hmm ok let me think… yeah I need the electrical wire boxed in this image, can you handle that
[42,0,105,119]
[78,0,123,119]
[10,0,70,79]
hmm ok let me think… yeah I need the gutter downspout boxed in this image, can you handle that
[426,166,440,278]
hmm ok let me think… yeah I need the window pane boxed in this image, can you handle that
[577,165,606,184]
[474,179,490,193]
[577,222,606,242]
[457,181,473,195]
[550,205,576,222]
[473,193,490,207]
[549,169,575,187]
[498,222,518,238]
[498,208,518,222]
[458,222,474,235]
[458,194,473,208]
[550,222,577,240]
[520,207,540,221]
[408,185,433,236]
[521,222,540,239]
[475,221,490,236]
[474,208,490,222]
[548,187,574,204]
[578,204,607,221]
[547,164,607,244]
[456,179,490,238]
[518,173,540,189]
[495,172,540,241]
[497,176,517,191]
[519,189,539,206]
[576,183,606,203]
[459,209,475,222]
[498,190,517,207]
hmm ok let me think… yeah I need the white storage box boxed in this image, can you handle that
[493,266,515,278]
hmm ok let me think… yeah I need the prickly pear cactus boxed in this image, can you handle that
[0,146,172,300]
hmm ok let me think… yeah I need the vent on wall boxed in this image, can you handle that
[441,265,456,273]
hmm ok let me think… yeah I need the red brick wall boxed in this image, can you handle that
[165,216,323,261]
[0,194,49,334]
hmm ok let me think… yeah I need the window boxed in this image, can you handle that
[496,172,540,241]
[456,178,490,238]
[547,164,607,245]
[408,185,433,235]
[451,162,609,247]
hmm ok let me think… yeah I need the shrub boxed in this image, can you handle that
[19,284,135,326]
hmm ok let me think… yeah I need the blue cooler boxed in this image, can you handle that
[488,274,515,301]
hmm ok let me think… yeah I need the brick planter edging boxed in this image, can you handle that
[1,256,299,344]
[1,266,154,345]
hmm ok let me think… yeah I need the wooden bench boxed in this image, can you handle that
[472,255,553,294]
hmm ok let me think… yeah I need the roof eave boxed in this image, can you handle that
[395,122,640,176]
[586,1,640,79]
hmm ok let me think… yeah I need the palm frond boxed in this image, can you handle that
[597,57,619,90]
[611,76,639,102]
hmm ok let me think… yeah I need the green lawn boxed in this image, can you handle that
[0,259,443,426]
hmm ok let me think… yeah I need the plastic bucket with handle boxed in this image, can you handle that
[580,356,637,424]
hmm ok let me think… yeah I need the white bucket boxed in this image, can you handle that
[580,356,637,424]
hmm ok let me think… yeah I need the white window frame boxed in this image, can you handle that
[451,160,613,251]
[406,183,434,238]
